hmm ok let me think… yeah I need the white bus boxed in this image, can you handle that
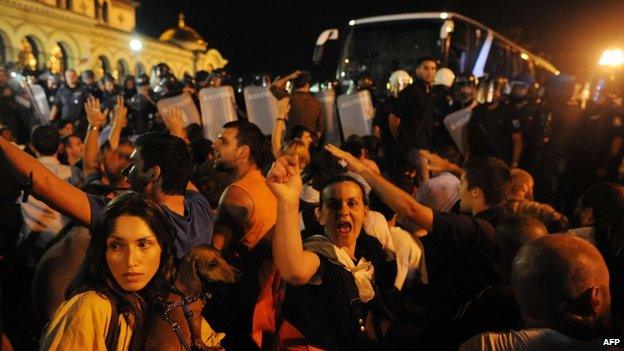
[313,12,559,98]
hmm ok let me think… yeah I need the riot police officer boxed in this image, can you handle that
[565,76,624,209]
[467,76,519,165]
[532,74,583,205]
[372,70,411,156]
[507,73,541,171]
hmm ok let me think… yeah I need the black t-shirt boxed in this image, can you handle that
[282,234,394,351]
[54,84,90,122]
[419,211,499,316]
[449,283,520,348]
[391,79,435,150]
[474,206,508,228]
[467,101,519,164]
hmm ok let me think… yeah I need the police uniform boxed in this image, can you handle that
[467,100,519,165]
[53,83,90,122]
[569,105,624,193]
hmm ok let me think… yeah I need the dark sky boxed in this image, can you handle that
[136,0,624,78]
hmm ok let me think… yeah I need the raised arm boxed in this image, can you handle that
[82,97,107,177]
[419,149,464,178]
[266,155,320,285]
[271,71,301,90]
[0,136,91,225]
[325,144,434,231]
[108,95,128,151]
[162,107,189,144]
[271,97,290,158]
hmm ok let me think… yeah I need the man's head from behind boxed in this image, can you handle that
[415,56,438,85]
[213,121,273,172]
[293,71,312,91]
[494,215,547,278]
[129,133,193,195]
[31,125,60,157]
[460,157,511,214]
[512,235,611,338]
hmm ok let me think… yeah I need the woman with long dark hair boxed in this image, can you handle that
[39,192,223,350]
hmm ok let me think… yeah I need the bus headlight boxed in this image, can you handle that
[599,49,624,67]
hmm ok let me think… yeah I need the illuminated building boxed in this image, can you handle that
[0,0,228,79]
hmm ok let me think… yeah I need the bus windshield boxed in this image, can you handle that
[338,19,443,96]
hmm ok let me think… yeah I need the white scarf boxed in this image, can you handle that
[303,235,376,303]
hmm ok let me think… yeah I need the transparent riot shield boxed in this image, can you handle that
[27,84,50,125]
[443,106,473,156]
[156,92,201,126]
[198,86,237,141]
[336,90,374,139]
[313,90,341,145]
[243,86,278,135]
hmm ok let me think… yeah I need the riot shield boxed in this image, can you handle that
[313,90,341,145]
[198,86,237,141]
[156,92,201,126]
[27,84,50,125]
[443,106,473,155]
[243,86,278,135]
[336,90,374,139]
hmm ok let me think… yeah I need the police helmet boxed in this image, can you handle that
[434,67,456,88]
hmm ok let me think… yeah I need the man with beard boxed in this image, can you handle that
[460,235,618,351]
[209,120,277,351]
[0,114,212,258]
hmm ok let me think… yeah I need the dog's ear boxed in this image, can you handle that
[176,255,203,296]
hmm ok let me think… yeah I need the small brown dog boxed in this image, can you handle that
[141,244,238,351]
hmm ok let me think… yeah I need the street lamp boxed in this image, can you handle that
[129,38,142,52]
[129,38,143,75]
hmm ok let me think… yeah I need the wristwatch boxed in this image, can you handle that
[89,124,100,132]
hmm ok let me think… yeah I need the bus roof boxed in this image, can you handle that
[351,12,558,74]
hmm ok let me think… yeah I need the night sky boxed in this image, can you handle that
[136,0,624,79]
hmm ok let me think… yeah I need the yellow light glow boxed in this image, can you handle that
[554,70,561,75]
[344,58,350,64]
[440,12,449,19]
[348,20,355,26]
[599,49,624,67]
[520,53,529,60]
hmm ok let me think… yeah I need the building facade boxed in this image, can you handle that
[0,0,228,79]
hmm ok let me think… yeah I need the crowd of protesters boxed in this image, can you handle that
[0,54,623,351]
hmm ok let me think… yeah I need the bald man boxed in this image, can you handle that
[460,235,618,351]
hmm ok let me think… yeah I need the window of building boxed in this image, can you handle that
[97,55,110,78]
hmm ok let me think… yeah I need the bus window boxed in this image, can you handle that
[338,20,443,96]
[484,39,510,77]
[448,19,468,74]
